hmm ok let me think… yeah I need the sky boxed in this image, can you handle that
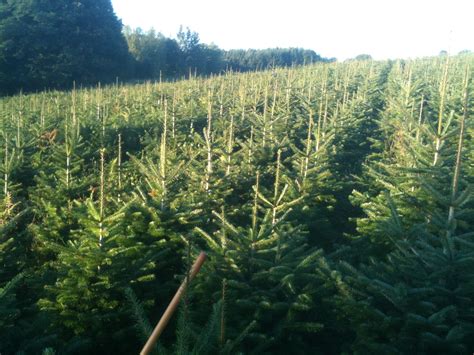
[111,0,473,61]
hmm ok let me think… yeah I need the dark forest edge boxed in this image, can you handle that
[125,26,335,82]
[0,0,333,96]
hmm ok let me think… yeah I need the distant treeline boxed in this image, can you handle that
[125,26,335,79]
[224,48,332,71]
[0,0,332,95]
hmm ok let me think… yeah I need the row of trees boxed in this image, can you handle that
[1,53,472,354]
[124,26,224,79]
[0,0,331,95]
[125,26,332,79]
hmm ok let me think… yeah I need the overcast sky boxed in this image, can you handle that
[111,0,473,60]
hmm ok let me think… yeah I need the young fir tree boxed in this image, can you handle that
[193,150,330,353]
[125,282,256,354]
[37,147,182,353]
[0,273,24,353]
[351,57,471,252]
[30,122,94,259]
[331,59,474,353]
[0,137,49,353]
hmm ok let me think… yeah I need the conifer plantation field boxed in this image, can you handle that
[1,54,474,354]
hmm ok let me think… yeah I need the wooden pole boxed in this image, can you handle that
[140,252,207,355]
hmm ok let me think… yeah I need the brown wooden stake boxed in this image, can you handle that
[140,252,207,355]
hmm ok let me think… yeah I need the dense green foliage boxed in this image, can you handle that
[0,0,330,96]
[0,0,132,95]
[123,26,332,80]
[0,54,473,354]
[223,48,329,71]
